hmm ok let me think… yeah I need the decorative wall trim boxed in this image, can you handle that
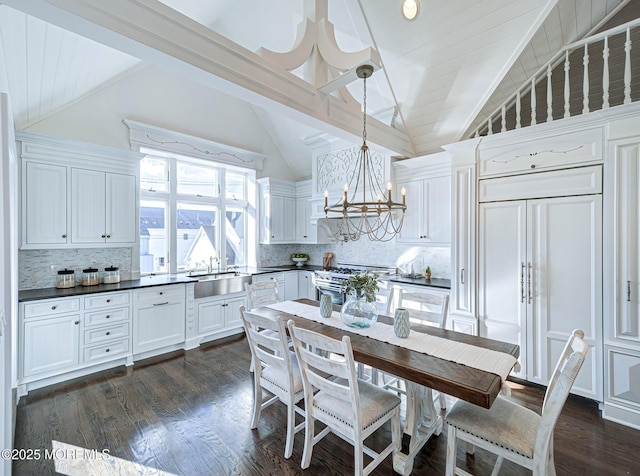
[123,119,264,170]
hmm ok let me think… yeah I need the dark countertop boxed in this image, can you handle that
[382,275,451,290]
[18,266,325,302]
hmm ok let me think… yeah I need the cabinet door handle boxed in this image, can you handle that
[106,234,111,238]
[106,299,111,303]
[51,305,57,310]
[101,234,106,238]
[159,291,163,295]
[105,348,110,353]
[520,262,526,303]
[106,331,111,336]
[153,301,169,306]
[628,280,632,302]
[527,262,533,304]
[460,268,465,284]
[61,234,67,238]
[74,321,79,325]
[105,315,111,319]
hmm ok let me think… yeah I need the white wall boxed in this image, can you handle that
[23,65,297,181]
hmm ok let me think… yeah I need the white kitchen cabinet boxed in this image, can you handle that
[197,293,246,336]
[21,160,68,246]
[133,285,186,356]
[603,136,640,428]
[257,178,297,244]
[478,194,602,399]
[20,298,81,379]
[71,168,136,244]
[298,271,316,299]
[284,271,299,301]
[396,175,450,244]
[295,196,312,243]
[449,162,476,325]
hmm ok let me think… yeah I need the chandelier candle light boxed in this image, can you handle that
[323,64,407,242]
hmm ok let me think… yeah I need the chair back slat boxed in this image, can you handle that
[241,306,290,374]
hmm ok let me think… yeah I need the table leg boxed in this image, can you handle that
[393,381,443,475]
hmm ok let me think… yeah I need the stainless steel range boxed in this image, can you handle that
[313,263,396,305]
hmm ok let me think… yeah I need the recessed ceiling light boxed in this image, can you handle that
[402,0,420,21]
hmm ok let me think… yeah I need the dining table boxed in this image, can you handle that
[253,298,520,475]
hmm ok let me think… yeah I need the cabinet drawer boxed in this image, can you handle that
[84,307,129,327]
[134,285,185,304]
[84,322,129,345]
[23,298,80,319]
[84,291,130,310]
[253,272,285,283]
[83,339,129,363]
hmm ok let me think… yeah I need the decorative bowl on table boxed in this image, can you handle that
[291,254,308,267]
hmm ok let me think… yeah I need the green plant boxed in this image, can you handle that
[291,253,309,259]
[344,272,380,302]
[425,266,431,275]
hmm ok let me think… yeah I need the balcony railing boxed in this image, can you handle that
[471,17,640,138]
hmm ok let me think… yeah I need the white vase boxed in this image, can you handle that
[319,294,333,318]
[394,307,411,338]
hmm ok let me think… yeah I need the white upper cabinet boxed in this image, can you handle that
[22,160,68,245]
[71,168,136,244]
[17,132,142,249]
[257,177,296,244]
[396,175,450,244]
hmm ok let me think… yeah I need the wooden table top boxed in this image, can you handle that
[255,299,520,409]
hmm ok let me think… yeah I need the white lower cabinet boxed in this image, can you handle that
[196,294,246,338]
[133,285,186,355]
[298,271,316,299]
[22,312,80,379]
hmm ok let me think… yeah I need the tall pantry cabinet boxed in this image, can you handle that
[604,117,640,429]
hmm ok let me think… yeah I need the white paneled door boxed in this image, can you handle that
[479,194,603,400]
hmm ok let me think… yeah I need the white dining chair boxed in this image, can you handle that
[445,329,589,476]
[287,320,402,476]
[245,280,280,309]
[383,287,450,411]
[240,306,304,459]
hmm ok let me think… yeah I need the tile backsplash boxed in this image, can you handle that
[19,248,132,290]
[259,242,451,279]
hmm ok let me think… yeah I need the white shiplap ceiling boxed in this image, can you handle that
[0,0,631,179]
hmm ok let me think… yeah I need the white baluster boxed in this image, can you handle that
[564,50,571,118]
[546,64,553,122]
[530,78,537,125]
[624,27,632,104]
[487,116,493,135]
[602,35,610,109]
[515,93,521,129]
[501,105,506,132]
[582,44,590,114]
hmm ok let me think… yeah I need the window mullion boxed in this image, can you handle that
[168,158,178,274]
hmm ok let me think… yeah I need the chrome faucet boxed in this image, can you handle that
[209,255,221,274]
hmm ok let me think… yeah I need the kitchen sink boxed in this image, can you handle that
[194,273,252,298]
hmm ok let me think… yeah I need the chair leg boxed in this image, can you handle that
[284,399,296,459]
[391,408,402,453]
[250,376,262,429]
[354,438,364,476]
[445,424,457,476]
[439,392,447,410]
[301,414,315,469]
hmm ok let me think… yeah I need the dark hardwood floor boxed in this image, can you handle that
[13,335,640,475]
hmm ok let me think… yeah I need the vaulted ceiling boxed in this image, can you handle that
[0,0,631,179]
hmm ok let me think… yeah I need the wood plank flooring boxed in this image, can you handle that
[13,335,640,475]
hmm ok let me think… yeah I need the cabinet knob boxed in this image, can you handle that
[106,299,111,303]
[101,234,106,238]
[74,321,79,325]
[530,164,536,169]
[159,291,164,295]
[106,235,111,238]
[61,234,67,238]
[105,315,110,319]
[51,305,57,310]
[106,331,111,336]
[105,348,110,353]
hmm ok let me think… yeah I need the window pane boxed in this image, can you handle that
[177,202,218,271]
[140,157,168,193]
[226,171,246,200]
[177,162,218,197]
[225,208,246,267]
[140,200,168,274]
